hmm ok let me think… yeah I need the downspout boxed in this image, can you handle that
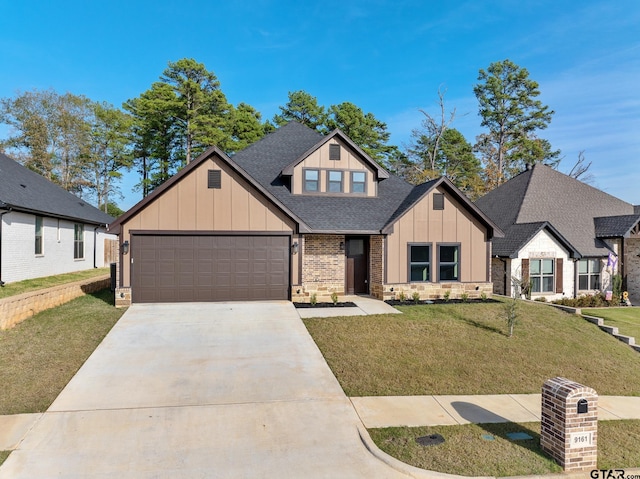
[93,225,100,269]
[0,206,13,287]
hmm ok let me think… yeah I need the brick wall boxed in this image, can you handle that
[491,258,507,296]
[370,235,384,298]
[296,234,345,302]
[625,237,640,302]
[0,275,110,329]
[541,377,598,471]
[1,210,115,284]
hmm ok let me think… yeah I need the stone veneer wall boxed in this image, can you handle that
[491,257,507,296]
[0,275,110,329]
[294,234,345,302]
[369,235,384,300]
[376,282,493,301]
[625,237,640,302]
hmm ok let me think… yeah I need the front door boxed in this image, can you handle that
[345,237,369,294]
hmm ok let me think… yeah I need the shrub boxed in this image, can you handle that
[331,292,339,305]
[398,290,407,302]
[443,290,450,302]
[480,291,488,302]
[310,293,317,306]
[412,291,421,304]
[534,296,547,302]
[461,292,469,303]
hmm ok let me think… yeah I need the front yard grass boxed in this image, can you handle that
[370,420,640,477]
[0,288,124,415]
[583,307,640,341]
[303,299,640,396]
[0,268,110,299]
[0,451,9,467]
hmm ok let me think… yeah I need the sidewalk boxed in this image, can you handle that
[351,394,640,428]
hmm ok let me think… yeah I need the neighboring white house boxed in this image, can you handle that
[476,164,640,302]
[0,152,115,285]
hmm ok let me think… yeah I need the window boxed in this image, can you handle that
[35,216,43,255]
[530,258,554,293]
[438,244,459,281]
[409,244,431,282]
[304,169,319,192]
[74,224,84,259]
[351,171,366,193]
[328,170,343,193]
[579,259,601,290]
[433,193,445,210]
[329,144,341,161]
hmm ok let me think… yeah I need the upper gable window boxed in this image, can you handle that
[304,169,319,192]
[351,171,366,194]
[328,171,343,193]
[329,144,341,161]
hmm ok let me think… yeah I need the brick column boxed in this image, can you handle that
[541,377,598,471]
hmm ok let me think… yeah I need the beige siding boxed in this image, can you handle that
[386,186,489,283]
[119,156,295,287]
[292,138,376,196]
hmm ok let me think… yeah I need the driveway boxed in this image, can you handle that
[0,302,409,478]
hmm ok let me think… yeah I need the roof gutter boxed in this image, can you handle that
[0,203,12,287]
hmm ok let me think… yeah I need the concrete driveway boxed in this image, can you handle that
[0,302,410,478]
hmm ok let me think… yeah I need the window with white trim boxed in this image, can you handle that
[578,259,600,290]
[35,216,43,255]
[74,224,84,259]
[530,258,554,293]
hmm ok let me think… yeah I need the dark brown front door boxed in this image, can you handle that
[131,234,290,303]
[345,237,369,294]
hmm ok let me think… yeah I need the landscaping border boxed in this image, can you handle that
[0,275,110,330]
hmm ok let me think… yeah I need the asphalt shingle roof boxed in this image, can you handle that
[476,163,637,257]
[0,152,113,224]
[232,122,415,232]
[594,215,640,238]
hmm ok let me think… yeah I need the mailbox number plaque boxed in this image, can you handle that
[569,431,593,448]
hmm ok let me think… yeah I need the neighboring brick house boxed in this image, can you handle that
[109,122,502,306]
[0,153,115,285]
[475,163,640,301]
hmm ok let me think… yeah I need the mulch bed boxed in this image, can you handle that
[294,302,358,308]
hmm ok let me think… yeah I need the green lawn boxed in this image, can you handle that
[0,289,124,415]
[583,307,640,341]
[303,299,640,396]
[370,420,640,477]
[0,268,110,299]
[0,451,9,467]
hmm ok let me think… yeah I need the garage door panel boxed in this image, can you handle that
[132,235,289,303]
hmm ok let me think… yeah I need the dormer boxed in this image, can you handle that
[280,129,389,198]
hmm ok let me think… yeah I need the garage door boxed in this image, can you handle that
[131,235,290,303]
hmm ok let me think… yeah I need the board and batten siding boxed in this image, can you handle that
[291,138,377,196]
[119,156,297,288]
[385,186,489,284]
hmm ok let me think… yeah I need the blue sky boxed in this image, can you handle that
[1,0,638,209]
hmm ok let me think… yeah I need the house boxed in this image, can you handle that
[108,122,502,306]
[475,163,640,301]
[0,152,115,285]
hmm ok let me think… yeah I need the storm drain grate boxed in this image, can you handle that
[506,432,533,441]
[416,434,445,446]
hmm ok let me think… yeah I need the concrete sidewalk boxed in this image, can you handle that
[351,394,640,428]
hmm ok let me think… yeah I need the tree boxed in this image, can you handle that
[160,58,232,163]
[326,102,399,167]
[473,59,556,186]
[86,102,133,212]
[0,89,93,194]
[273,90,328,131]
[227,102,267,151]
[566,150,594,183]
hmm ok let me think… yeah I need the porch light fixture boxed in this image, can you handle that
[339,241,345,251]
[291,242,299,255]
[122,240,130,255]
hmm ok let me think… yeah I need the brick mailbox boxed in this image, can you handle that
[541,377,598,471]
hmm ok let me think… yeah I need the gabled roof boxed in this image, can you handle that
[492,222,580,259]
[280,127,389,179]
[476,163,635,257]
[594,215,640,238]
[232,122,415,233]
[108,145,311,234]
[0,152,113,225]
[381,176,503,238]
